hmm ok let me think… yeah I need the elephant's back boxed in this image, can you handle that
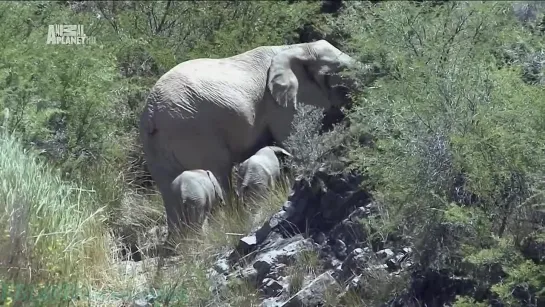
[177,171,210,199]
[141,47,287,173]
[146,55,277,159]
[151,57,265,120]
[246,155,275,177]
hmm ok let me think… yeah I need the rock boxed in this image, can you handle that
[254,258,274,281]
[230,235,258,263]
[250,235,314,284]
[332,263,344,280]
[329,219,367,246]
[377,249,395,260]
[132,298,151,307]
[256,211,289,244]
[213,258,230,275]
[241,235,257,250]
[333,239,347,260]
[282,272,340,307]
[312,232,327,245]
[261,298,283,307]
[238,267,259,287]
[213,170,381,307]
[328,176,351,194]
[208,268,228,296]
[261,278,284,297]
[395,253,407,263]
[266,263,287,280]
[386,258,399,271]
[283,201,296,215]
[132,294,156,307]
[276,172,371,238]
[366,201,380,214]
[320,190,343,219]
[348,206,371,222]
[338,247,368,282]
[255,220,274,244]
[401,260,414,270]
[344,274,364,295]
[368,264,388,271]
[349,274,362,289]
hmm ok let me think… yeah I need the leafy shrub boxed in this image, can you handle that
[283,104,349,179]
[336,1,545,305]
[0,1,344,302]
[0,2,129,175]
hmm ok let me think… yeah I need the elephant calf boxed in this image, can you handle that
[170,170,225,235]
[236,146,292,204]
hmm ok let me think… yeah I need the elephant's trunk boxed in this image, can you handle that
[338,55,377,92]
[338,53,359,70]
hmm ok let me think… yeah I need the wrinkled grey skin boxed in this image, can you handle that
[170,170,224,235]
[236,146,292,204]
[139,39,358,232]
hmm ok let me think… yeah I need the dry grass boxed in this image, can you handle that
[83,173,294,306]
[223,279,262,306]
[287,249,322,296]
[0,130,111,305]
[0,125,295,305]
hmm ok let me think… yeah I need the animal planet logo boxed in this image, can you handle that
[46,25,96,45]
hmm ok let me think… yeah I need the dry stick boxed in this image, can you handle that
[225,233,245,236]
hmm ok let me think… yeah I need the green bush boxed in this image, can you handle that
[283,104,349,179]
[0,2,340,302]
[0,2,128,173]
[337,1,545,305]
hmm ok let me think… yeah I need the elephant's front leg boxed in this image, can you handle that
[163,189,187,238]
[266,105,296,145]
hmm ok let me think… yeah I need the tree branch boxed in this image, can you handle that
[155,0,172,34]
[95,1,118,34]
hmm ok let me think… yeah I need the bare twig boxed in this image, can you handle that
[155,0,172,34]
[225,233,245,236]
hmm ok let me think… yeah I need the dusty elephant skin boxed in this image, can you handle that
[169,170,225,237]
[138,39,359,233]
[236,146,292,205]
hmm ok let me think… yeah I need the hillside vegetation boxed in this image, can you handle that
[0,1,544,306]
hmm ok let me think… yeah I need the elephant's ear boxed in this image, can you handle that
[267,46,313,110]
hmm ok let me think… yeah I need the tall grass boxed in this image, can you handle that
[122,178,294,306]
[0,126,294,305]
[0,130,110,302]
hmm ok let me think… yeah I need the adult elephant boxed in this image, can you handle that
[139,40,358,232]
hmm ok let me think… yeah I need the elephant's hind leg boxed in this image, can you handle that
[146,162,185,238]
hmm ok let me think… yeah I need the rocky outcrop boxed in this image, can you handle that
[114,167,515,307]
[116,167,525,307]
[206,170,417,306]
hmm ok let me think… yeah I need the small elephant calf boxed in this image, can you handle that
[236,146,292,204]
[170,169,225,235]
